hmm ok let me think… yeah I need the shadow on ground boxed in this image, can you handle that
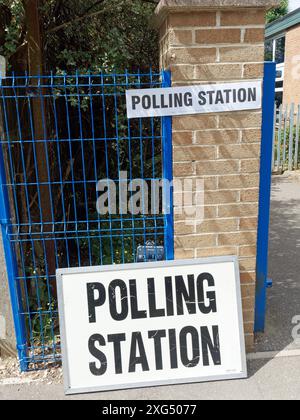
[255,175,300,353]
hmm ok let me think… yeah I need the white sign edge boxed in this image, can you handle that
[125,81,262,119]
[56,256,248,396]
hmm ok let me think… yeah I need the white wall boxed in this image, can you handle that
[289,0,300,13]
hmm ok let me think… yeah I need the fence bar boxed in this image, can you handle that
[0,126,27,371]
[288,104,295,171]
[276,105,283,171]
[282,106,288,167]
[295,104,300,170]
[255,62,276,333]
[162,70,174,261]
[271,105,276,171]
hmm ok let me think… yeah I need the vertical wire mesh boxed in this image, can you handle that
[0,71,172,370]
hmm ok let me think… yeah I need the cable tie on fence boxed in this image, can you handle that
[0,218,10,225]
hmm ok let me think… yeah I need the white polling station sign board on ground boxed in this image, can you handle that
[126,81,262,119]
[57,257,247,395]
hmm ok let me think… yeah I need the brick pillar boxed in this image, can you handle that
[155,0,279,351]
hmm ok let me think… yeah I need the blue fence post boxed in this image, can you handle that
[162,70,174,261]
[255,62,276,333]
[0,140,27,371]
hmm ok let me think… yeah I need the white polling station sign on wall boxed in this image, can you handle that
[126,81,262,119]
[57,257,247,395]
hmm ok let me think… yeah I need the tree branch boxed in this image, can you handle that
[45,0,158,35]
[83,0,106,15]
[46,8,107,34]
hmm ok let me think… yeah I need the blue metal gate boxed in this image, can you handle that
[0,70,174,371]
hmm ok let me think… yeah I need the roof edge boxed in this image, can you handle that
[266,7,300,38]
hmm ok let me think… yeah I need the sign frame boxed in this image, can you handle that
[57,256,247,395]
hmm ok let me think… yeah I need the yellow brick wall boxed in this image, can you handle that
[158,8,267,352]
[283,24,300,106]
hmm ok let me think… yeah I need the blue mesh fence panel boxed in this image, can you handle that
[0,70,174,370]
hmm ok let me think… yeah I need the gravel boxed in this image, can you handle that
[0,357,63,385]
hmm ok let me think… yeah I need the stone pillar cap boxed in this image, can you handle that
[154,0,281,27]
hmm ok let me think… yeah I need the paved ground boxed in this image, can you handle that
[0,175,299,400]
[256,173,300,352]
[0,356,299,400]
